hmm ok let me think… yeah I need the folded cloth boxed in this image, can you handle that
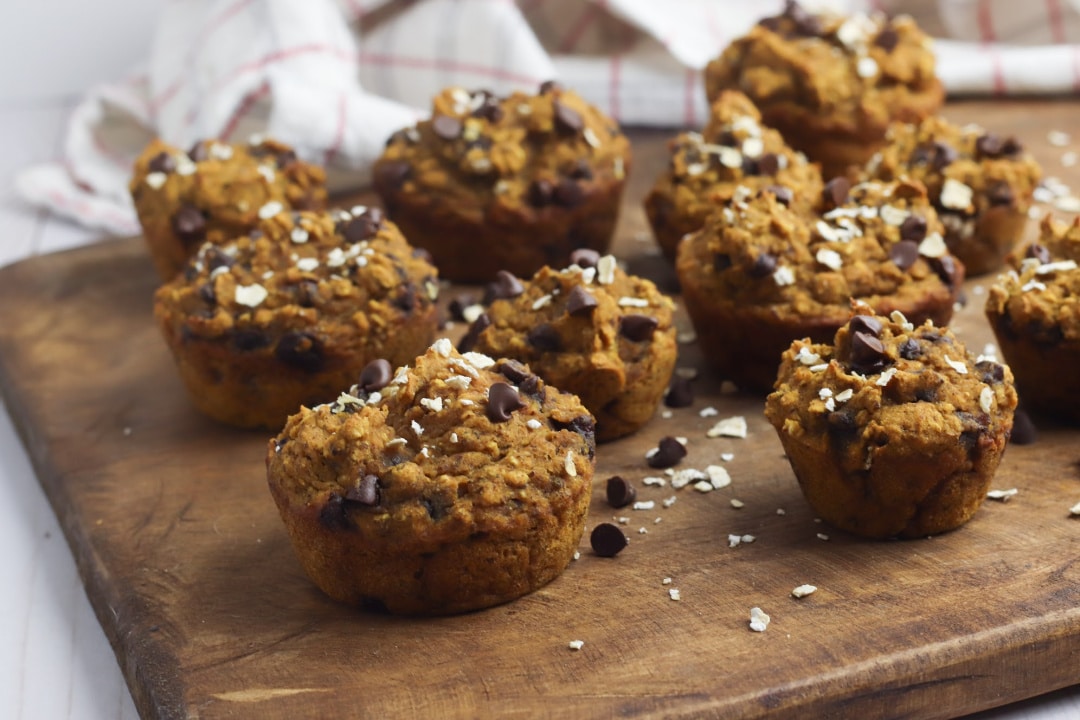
[16,0,1080,237]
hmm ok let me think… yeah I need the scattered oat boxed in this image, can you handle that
[662,495,677,508]
[1048,130,1071,147]
[817,533,830,541]
[296,257,319,272]
[875,367,897,387]
[693,480,714,493]
[1070,501,1080,516]
[660,410,673,419]
[526,418,542,430]
[564,451,577,477]
[258,200,284,219]
[816,248,844,271]
[728,534,743,548]
[940,179,973,210]
[707,416,748,438]
[568,640,585,651]
[795,346,821,365]
[706,465,732,489]
[411,419,424,437]
[677,329,697,344]
[420,397,444,413]
[675,366,699,380]
[1053,196,1080,213]
[720,453,735,462]
[792,584,817,598]
[776,508,786,516]
[596,255,617,285]
[532,294,553,310]
[699,406,719,418]
[669,588,682,601]
[730,498,745,509]
[918,232,948,258]
[773,266,796,287]
[749,607,770,632]
[979,386,994,413]
[145,172,167,189]
[643,476,667,487]
[633,500,656,511]
[987,488,1018,501]
[662,577,673,585]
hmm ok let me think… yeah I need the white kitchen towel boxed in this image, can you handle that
[16,0,1080,236]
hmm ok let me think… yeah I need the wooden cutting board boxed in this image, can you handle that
[1,101,1079,720]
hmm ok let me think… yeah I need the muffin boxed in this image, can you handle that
[461,250,676,441]
[644,90,824,261]
[765,307,1017,539]
[130,136,327,280]
[986,216,1080,422]
[676,178,963,392]
[864,116,1042,276]
[373,82,632,282]
[154,205,439,429]
[704,2,943,178]
[266,340,595,615]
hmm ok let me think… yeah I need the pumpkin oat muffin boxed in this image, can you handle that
[373,82,631,282]
[865,116,1042,276]
[986,216,1080,422]
[765,307,1017,539]
[676,179,963,392]
[462,251,676,441]
[644,89,823,261]
[130,136,327,280]
[704,1,943,178]
[154,205,439,429]
[266,340,595,615]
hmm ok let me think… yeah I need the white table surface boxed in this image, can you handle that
[2,97,1080,720]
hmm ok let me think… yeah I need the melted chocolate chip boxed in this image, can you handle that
[345,475,380,506]
[875,26,899,52]
[914,386,938,403]
[458,312,491,352]
[888,240,920,272]
[849,331,888,374]
[785,0,823,36]
[619,314,659,342]
[756,153,781,176]
[553,178,585,207]
[197,283,216,306]
[234,329,270,351]
[931,255,963,289]
[823,177,850,208]
[748,252,777,278]
[527,178,554,208]
[826,409,858,439]
[527,323,562,352]
[358,358,392,392]
[553,100,584,134]
[187,141,209,162]
[275,331,323,372]
[483,270,525,304]
[552,415,596,456]
[975,360,1005,384]
[171,205,206,247]
[606,476,637,508]
[148,152,175,174]
[568,158,593,180]
[296,279,320,307]
[714,253,733,272]
[204,247,234,273]
[342,208,383,243]
[591,522,628,557]
[486,382,524,422]
[1001,137,1024,156]
[392,283,417,315]
[848,315,883,338]
[931,142,958,172]
[899,215,928,243]
[975,133,1005,159]
[763,184,793,206]
[1010,408,1038,445]
[319,493,352,531]
[1025,243,1052,265]
[519,374,543,402]
[986,181,1014,207]
[898,338,922,360]
[375,159,411,190]
[497,359,532,384]
[565,285,598,316]
[741,156,761,176]
[647,436,687,468]
[664,376,694,408]
[570,248,600,268]
[431,115,463,140]
[471,91,503,122]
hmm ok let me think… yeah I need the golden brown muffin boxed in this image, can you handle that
[644,90,824,261]
[865,116,1042,276]
[986,216,1080,422]
[765,307,1017,539]
[462,251,676,441]
[130,136,327,280]
[373,83,632,282]
[677,178,963,392]
[266,340,595,615]
[704,2,943,178]
[154,206,439,429]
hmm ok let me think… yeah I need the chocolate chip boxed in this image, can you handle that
[875,26,899,52]
[358,358,392,392]
[171,205,206,246]
[759,16,782,32]
[565,285,598,316]
[899,215,928,243]
[931,142,958,172]
[203,246,234,273]
[898,338,922,360]
[975,360,1005,384]
[483,270,525,304]
[714,253,733,272]
[497,359,532,384]
[1025,243,1052,264]
[471,91,503,122]
[849,331,888,374]
[538,79,561,95]
[619,314,659,342]
[342,208,383,243]
[458,312,491,352]
[148,152,175,174]
[431,115,462,140]
[486,382,524,422]
[274,148,298,168]
[1010,408,1037,445]
[910,143,934,166]
[914,386,938,402]
[756,153,780,176]
[187,141,209,162]
[823,177,850,208]
[763,184,793,206]
[345,475,380,506]
[318,493,352,531]
[741,156,761,176]
[234,329,270,351]
[570,248,600,268]
[849,315,883,338]
[785,0,823,36]
[448,293,476,322]
[391,283,417,314]
[931,255,963,289]
[296,279,320,307]
[553,178,585,207]
[527,323,562,351]
[1001,137,1024,156]
[590,523,628,557]
[606,476,637,508]
[375,159,411,190]
[664,376,694,408]
[647,436,687,468]
[553,100,583,134]
[519,373,543,402]
[527,178,554,207]
[748,252,777,278]
[569,159,593,180]
[826,409,858,439]
[987,181,1014,207]
[976,133,1004,159]
[197,283,216,306]
[275,331,323,372]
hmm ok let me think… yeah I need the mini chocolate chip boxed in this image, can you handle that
[1001,137,1024,156]
[319,493,352,530]
[527,323,562,351]
[619,314,659,342]
[483,270,525,304]
[275,148,298,168]
[519,373,542,401]
[275,331,323,372]
[664,376,694,408]
[296,279,320,307]
[497,359,532,384]
[471,91,503,122]
[741,156,761,176]
[343,209,383,243]
[553,100,584,134]
[748,252,777,278]
[899,215,928,243]
[849,331,888,374]
[375,159,411,190]
[553,178,585,207]
[358,358,392,391]
[431,115,462,140]
[345,475,380,506]
[486,382,524,422]
[975,360,1005,384]
[448,293,477,322]
[552,415,596,457]
[234,329,271,351]
[714,253,733,272]
[826,409,858,439]
[187,141,209,162]
[148,152,176,174]
[1025,243,1052,264]
[172,205,206,246]
[910,143,934,166]
[849,315,883,338]
[823,177,850,208]
[647,436,687,468]
[197,283,216,306]
[716,130,737,147]
[565,285,598,316]
[569,158,593,180]
[756,153,781,176]
[538,79,561,94]
[898,338,922,360]
[759,16,782,31]
[931,142,958,172]
[570,248,600,268]
[785,0,823,36]
[204,246,234,272]
[976,133,1004,159]
[987,181,1014,207]
[606,476,637,508]
[1010,408,1037,445]
[527,178,554,208]
[458,312,491,352]
[392,283,417,314]
[875,26,899,52]
[590,523,628,557]
[932,255,962,289]
[763,184,793,206]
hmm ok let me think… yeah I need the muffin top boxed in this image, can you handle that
[268,340,595,549]
[986,216,1080,342]
[374,82,631,212]
[706,2,938,117]
[130,136,327,248]
[154,206,439,352]
[678,179,961,317]
[867,116,1043,217]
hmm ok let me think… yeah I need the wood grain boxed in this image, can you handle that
[1,100,1080,720]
